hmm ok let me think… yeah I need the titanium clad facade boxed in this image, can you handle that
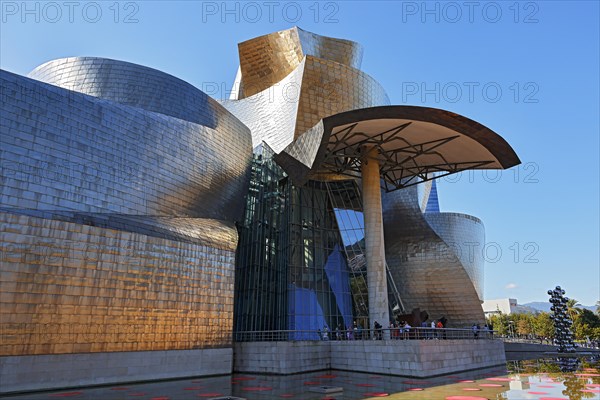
[0,26,519,391]
[382,186,486,327]
[1,68,251,221]
[0,59,252,384]
[236,26,363,99]
[222,27,389,152]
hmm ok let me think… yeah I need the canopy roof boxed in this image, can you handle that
[275,105,521,191]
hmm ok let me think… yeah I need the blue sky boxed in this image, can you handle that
[1,1,598,305]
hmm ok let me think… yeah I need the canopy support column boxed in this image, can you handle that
[361,146,390,339]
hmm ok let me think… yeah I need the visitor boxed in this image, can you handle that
[322,325,329,340]
[403,321,411,340]
[374,320,382,340]
[472,323,479,339]
[421,320,429,340]
[482,324,490,339]
[336,323,343,340]
[398,321,405,339]
[431,320,437,339]
[390,321,400,339]
[440,316,448,339]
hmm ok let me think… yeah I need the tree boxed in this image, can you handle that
[572,308,600,341]
[532,312,554,339]
[516,316,533,336]
[566,298,583,321]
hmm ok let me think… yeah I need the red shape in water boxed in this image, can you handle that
[316,374,337,379]
[445,396,488,400]
[150,397,170,400]
[538,397,569,400]
[408,388,424,391]
[232,376,256,381]
[355,383,376,387]
[457,380,475,383]
[184,387,204,390]
[49,393,83,398]
[485,377,512,382]
[111,387,130,390]
[527,392,549,395]
[242,386,273,391]
[279,394,295,398]
[196,393,223,397]
[479,383,503,387]
[303,381,320,385]
[582,389,600,393]
[364,392,389,397]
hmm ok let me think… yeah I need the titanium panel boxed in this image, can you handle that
[28,57,237,130]
[236,27,363,99]
[382,186,486,327]
[0,211,236,356]
[1,69,252,222]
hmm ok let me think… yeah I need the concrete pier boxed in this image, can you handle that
[361,146,390,336]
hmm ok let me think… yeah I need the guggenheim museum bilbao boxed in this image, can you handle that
[0,27,520,390]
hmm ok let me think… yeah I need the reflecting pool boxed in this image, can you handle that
[5,357,599,399]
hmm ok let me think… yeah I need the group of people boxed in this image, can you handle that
[320,317,451,340]
[471,323,492,339]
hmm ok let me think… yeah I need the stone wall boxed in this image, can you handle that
[0,348,232,394]
[234,341,330,374]
[234,339,506,377]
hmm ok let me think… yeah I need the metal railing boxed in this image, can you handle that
[233,327,498,342]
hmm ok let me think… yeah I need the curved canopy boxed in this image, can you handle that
[275,105,521,191]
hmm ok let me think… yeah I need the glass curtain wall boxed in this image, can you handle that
[234,145,374,340]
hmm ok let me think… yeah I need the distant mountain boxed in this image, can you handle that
[522,301,597,313]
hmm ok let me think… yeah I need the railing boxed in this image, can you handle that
[233,327,498,342]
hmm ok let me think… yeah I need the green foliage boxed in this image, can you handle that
[532,312,555,338]
[487,311,556,338]
[572,308,600,340]
[485,295,600,341]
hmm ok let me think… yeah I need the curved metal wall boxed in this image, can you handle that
[220,59,305,153]
[0,65,252,357]
[237,26,363,99]
[222,55,390,153]
[382,185,486,328]
[28,57,234,130]
[294,55,390,138]
[2,69,252,222]
[0,212,236,356]
[424,212,485,300]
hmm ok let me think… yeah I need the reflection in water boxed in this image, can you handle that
[5,356,599,399]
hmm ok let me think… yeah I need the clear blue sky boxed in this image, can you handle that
[1,1,598,306]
